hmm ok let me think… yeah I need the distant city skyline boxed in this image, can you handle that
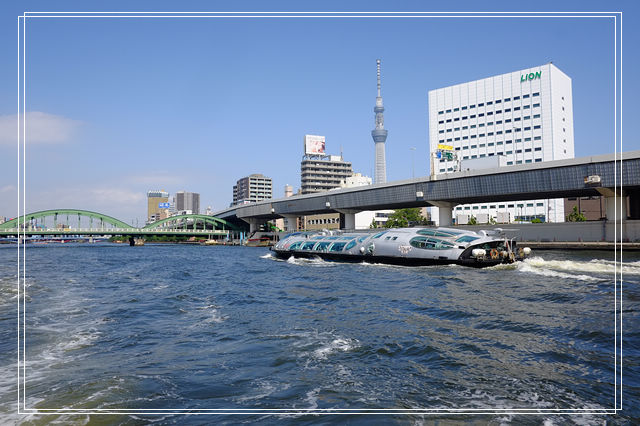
[0,5,631,225]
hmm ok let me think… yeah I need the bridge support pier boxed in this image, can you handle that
[336,209,359,230]
[241,217,264,233]
[597,188,628,221]
[281,215,298,232]
[431,202,455,227]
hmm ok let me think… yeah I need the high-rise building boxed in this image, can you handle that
[175,190,200,215]
[300,135,354,230]
[371,59,388,184]
[232,174,273,205]
[428,63,575,224]
[301,155,353,194]
[147,190,169,223]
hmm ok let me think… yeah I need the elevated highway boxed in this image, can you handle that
[214,151,640,231]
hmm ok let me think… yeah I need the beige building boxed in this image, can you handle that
[147,190,169,223]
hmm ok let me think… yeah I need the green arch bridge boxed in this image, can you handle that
[0,209,245,244]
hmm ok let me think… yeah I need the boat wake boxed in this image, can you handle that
[511,256,638,282]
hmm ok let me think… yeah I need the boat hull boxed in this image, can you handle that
[271,248,515,268]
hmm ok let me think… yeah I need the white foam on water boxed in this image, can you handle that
[283,255,334,267]
[517,257,601,282]
[526,256,640,275]
[234,379,288,403]
[260,253,274,259]
[312,338,356,359]
[304,388,319,410]
[199,305,228,323]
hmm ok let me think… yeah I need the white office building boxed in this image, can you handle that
[428,63,575,224]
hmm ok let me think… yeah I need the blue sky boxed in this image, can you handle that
[0,1,636,225]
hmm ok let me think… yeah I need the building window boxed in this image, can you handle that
[534,136,541,141]
[525,159,532,163]
[462,136,468,140]
[479,113,485,117]
[535,158,542,162]
[471,135,477,138]
[439,130,444,134]
[454,107,459,111]
[516,160,522,164]
[446,119,452,122]
[479,143,486,148]
[454,117,460,121]
[479,134,485,137]
[534,147,542,151]
[514,107,521,111]
[462,106,468,110]
[524,126,531,131]
[462,126,468,130]
[487,132,494,136]
[471,124,476,128]
[497,141,503,145]
[534,125,541,129]
[478,103,485,107]
[470,114,476,119]
[533,103,540,108]
[506,150,513,154]
[525,148,532,152]
[487,111,493,115]
[533,114,540,118]
[438,111,444,115]
[496,120,502,124]
[488,142,494,146]
[462,116,468,120]
[524,116,531,120]
[487,101,493,105]
[513,96,520,100]
[523,94,530,99]
[495,99,502,104]
[470,104,476,109]
[507,161,513,165]
[446,109,452,113]
[533,92,540,97]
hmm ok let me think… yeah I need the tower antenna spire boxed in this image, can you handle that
[377,59,381,97]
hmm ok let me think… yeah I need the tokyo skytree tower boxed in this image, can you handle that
[371,59,388,184]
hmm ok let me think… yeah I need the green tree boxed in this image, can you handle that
[468,215,477,225]
[370,218,378,229]
[384,208,429,228]
[566,206,586,222]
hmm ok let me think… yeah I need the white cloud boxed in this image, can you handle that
[0,185,16,193]
[0,111,81,145]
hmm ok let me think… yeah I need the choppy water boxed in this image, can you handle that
[0,243,638,424]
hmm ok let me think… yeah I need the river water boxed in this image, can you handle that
[0,243,638,424]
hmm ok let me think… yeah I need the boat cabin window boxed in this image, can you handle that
[372,231,387,239]
[409,237,455,250]
[311,235,324,240]
[289,241,303,250]
[314,241,331,251]
[301,241,317,250]
[357,235,369,243]
[417,229,460,238]
[455,235,480,243]
[344,239,358,250]
[328,242,347,252]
